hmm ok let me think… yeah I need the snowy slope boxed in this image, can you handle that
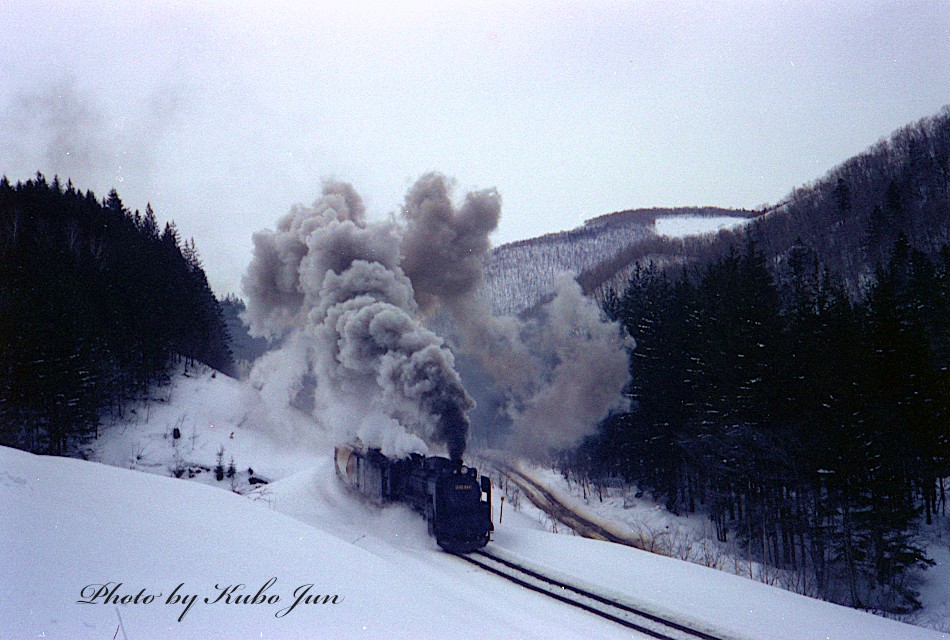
[654,215,750,238]
[478,210,753,318]
[482,216,653,316]
[1,446,641,640]
[5,366,947,639]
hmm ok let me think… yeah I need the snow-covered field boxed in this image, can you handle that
[4,364,947,639]
[654,215,751,238]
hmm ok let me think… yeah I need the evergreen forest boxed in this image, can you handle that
[585,234,949,613]
[0,174,233,455]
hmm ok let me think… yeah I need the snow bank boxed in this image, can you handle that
[495,462,949,639]
[494,529,946,640]
[1,445,637,639]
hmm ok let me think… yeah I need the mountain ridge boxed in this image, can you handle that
[486,106,948,314]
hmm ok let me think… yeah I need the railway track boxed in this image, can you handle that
[456,548,732,640]
[496,462,659,551]
[504,464,626,542]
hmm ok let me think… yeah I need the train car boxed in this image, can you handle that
[334,443,493,552]
[334,444,388,505]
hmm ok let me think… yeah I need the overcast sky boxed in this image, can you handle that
[1,0,947,295]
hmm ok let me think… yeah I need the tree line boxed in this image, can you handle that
[0,173,233,455]
[582,233,948,614]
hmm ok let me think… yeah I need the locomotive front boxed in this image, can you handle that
[426,459,493,553]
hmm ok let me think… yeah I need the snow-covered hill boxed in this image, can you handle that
[654,214,751,239]
[481,208,751,316]
[482,215,653,316]
[5,365,946,639]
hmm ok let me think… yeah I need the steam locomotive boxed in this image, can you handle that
[334,443,493,552]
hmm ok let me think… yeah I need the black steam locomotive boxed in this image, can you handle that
[334,443,493,552]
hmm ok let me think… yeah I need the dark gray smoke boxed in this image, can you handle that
[395,174,632,458]
[242,180,473,460]
[241,181,373,340]
[505,274,632,455]
[400,172,502,312]
[397,173,538,389]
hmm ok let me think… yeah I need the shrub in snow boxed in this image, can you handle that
[215,446,225,482]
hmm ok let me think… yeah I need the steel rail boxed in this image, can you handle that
[474,549,728,640]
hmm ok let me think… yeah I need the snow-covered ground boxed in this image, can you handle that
[654,215,750,238]
[4,364,947,639]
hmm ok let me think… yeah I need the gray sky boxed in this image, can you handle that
[1,0,947,295]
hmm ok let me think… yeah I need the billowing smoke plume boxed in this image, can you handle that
[242,173,631,461]
[397,174,632,458]
[505,274,632,454]
[400,173,501,312]
[242,180,472,460]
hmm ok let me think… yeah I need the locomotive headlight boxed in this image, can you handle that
[460,465,468,475]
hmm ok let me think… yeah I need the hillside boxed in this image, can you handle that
[482,207,752,316]
[581,107,950,300]
[747,106,950,293]
[0,175,233,456]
